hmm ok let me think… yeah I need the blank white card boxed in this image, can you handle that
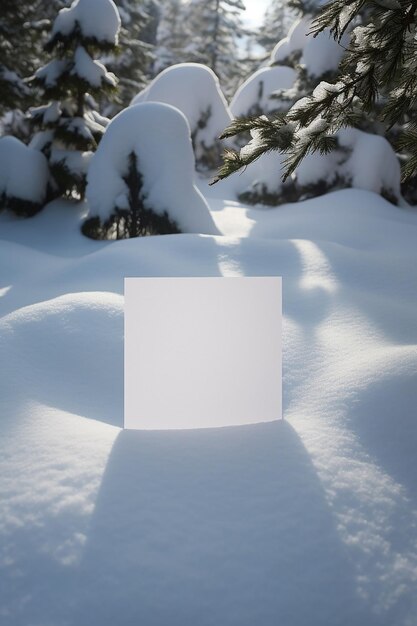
[124,277,282,430]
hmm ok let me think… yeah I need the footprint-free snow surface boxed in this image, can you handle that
[1,186,417,625]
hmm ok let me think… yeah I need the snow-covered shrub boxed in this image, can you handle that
[271,14,349,80]
[232,152,296,206]
[297,128,401,203]
[215,7,361,206]
[131,63,233,171]
[0,136,49,216]
[270,16,311,65]
[230,66,297,118]
[28,0,121,199]
[300,29,347,79]
[235,127,401,207]
[83,102,219,239]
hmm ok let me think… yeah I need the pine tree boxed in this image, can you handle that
[0,0,57,117]
[185,0,248,96]
[0,2,30,114]
[257,0,295,52]
[28,0,121,199]
[221,0,353,205]
[214,0,417,200]
[154,0,190,73]
[0,1,69,115]
[140,0,161,47]
[104,0,154,110]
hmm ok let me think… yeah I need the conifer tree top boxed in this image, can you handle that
[48,0,121,49]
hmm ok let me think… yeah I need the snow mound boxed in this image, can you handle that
[271,17,311,64]
[301,30,348,77]
[215,126,401,204]
[297,127,401,200]
[338,128,401,198]
[86,102,219,235]
[230,66,296,117]
[51,0,121,45]
[271,16,348,77]
[217,150,287,201]
[0,136,49,210]
[131,63,233,167]
[0,292,124,426]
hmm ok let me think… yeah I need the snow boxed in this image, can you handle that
[338,128,401,199]
[86,102,219,235]
[301,30,348,77]
[29,129,54,152]
[35,59,68,87]
[1,186,417,624]
[296,116,330,142]
[235,151,287,198]
[131,63,233,164]
[312,80,344,100]
[29,102,62,125]
[34,54,114,105]
[0,136,49,205]
[43,101,61,124]
[296,128,401,200]
[71,46,117,88]
[51,0,121,45]
[0,66,23,85]
[0,66,28,97]
[271,16,348,77]
[296,150,340,188]
[230,66,297,117]
[271,16,311,63]
[2,3,416,621]
[50,149,93,179]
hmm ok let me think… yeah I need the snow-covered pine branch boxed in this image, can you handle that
[217,0,417,199]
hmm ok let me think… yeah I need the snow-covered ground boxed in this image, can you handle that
[1,184,417,625]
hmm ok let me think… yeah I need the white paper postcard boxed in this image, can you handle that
[124,276,282,429]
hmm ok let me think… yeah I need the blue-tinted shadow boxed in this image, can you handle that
[71,420,376,626]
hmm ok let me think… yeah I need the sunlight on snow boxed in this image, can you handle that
[292,239,339,294]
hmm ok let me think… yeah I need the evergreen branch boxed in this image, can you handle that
[210,149,248,184]
[218,114,287,140]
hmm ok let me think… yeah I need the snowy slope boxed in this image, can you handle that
[1,188,417,625]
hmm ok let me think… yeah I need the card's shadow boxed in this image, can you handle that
[71,420,375,626]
